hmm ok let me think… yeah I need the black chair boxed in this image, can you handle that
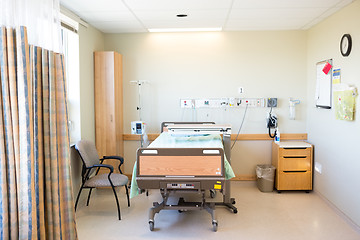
[74,140,130,220]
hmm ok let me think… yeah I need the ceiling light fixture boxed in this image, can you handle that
[148,27,222,33]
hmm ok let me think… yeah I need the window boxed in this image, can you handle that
[61,14,80,144]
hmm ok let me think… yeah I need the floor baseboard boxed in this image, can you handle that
[315,189,360,234]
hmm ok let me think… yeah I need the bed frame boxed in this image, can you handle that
[162,122,237,209]
[136,122,237,232]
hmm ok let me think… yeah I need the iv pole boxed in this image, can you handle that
[130,80,148,147]
[131,80,150,196]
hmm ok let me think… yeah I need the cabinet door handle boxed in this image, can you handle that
[283,147,307,150]
[283,156,306,158]
[283,170,307,173]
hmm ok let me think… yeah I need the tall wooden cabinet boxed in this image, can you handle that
[94,51,123,172]
[272,141,313,192]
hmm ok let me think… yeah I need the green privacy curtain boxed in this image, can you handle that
[0,26,77,239]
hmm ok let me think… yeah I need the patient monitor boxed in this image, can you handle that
[131,121,145,135]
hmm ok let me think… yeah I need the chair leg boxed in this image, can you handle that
[125,185,130,207]
[75,185,85,211]
[87,188,93,206]
[111,186,121,220]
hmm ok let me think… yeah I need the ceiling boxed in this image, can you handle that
[60,0,354,33]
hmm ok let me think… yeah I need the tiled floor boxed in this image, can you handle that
[75,181,360,240]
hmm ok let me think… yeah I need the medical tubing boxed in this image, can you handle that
[180,108,185,121]
[231,104,249,150]
[268,126,276,138]
[267,106,276,138]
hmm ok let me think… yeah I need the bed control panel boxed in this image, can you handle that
[168,183,194,189]
[160,182,201,190]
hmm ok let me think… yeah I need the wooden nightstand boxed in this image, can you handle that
[271,141,313,193]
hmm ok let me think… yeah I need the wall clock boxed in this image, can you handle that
[340,34,352,57]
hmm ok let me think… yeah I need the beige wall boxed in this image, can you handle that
[71,24,105,199]
[103,31,308,175]
[79,24,105,142]
[306,0,360,228]
[75,0,360,229]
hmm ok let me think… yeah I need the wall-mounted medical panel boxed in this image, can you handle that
[180,98,266,108]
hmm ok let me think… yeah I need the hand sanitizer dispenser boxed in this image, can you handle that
[289,98,300,120]
[274,128,280,143]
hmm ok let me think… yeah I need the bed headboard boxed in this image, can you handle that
[160,122,231,162]
[161,122,215,133]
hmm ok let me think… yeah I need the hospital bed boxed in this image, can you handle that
[132,122,237,231]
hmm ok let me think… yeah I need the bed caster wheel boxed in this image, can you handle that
[178,210,183,213]
[149,220,154,231]
[212,221,218,232]
[210,190,216,198]
[233,209,238,214]
[230,198,236,204]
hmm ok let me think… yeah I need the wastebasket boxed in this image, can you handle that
[256,164,275,192]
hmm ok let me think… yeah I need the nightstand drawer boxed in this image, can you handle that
[272,141,313,191]
[279,148,311,157]
[280,156,311,171]
[278,171,312,190]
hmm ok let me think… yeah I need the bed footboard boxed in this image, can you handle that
[136,148,226,191]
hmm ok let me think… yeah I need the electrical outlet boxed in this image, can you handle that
[267,98,278,107]
[180,99,194,108]
[315,162,322,174]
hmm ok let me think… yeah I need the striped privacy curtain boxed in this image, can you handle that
[0,26,77,239]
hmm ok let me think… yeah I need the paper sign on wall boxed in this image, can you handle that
[332,68,341,84]
[322,61,332,74]
[333,83,357,121]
